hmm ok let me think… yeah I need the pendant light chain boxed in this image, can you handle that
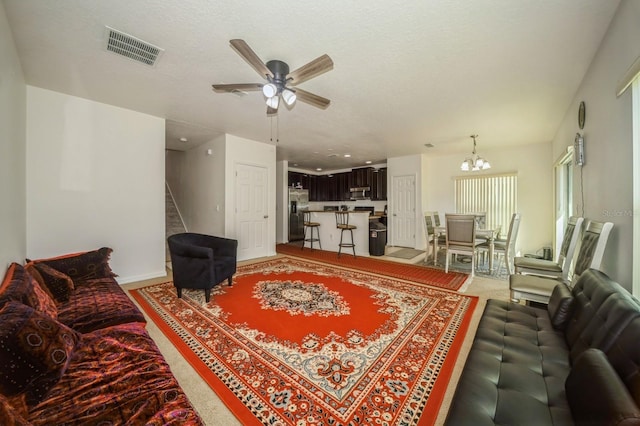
[269,114,280,144]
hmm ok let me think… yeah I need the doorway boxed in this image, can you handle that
[391,174,416,248]
[235,163,269,260]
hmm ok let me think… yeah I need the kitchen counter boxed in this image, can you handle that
[301,211,372,256]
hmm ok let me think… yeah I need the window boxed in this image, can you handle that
[617,54,640,296]
[633,78,640,297]
[454,173,517,233]
[554,148,574,255]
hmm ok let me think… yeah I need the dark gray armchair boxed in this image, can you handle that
[167,233,238,302]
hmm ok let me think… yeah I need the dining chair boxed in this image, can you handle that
[473,212,487,230]
[424,212,445,265]
[433,211,442,227]
[509,220,613,304]
[444,214,484,277]
[423,212,436,263]
[477,213,521,275]
[513,216,584,280]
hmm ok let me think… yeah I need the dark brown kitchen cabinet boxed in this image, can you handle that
[310,175,333,201]
[371,168,387,200]
[349,167,373,188]
[325,175,338,201]
[336,173,350,201]
[308,175,318,201]
[288,172,309,189]
[316,175,329,201]
[291,168,383,201]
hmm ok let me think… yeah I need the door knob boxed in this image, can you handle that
[264,215,269,219]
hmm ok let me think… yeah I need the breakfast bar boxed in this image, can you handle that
[301,211,372,256]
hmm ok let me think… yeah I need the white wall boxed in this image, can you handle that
[166,134,277,260]
[424,142,553,256]
[26,87,166,283]
[0,3,26,269]
[166,135,226,236]
[276,160,288,243]
[387,147,553,256]
[551,0,639,288]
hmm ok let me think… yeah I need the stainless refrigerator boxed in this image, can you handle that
[288,188,309,241]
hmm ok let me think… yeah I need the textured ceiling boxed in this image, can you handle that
[3,0,620,172]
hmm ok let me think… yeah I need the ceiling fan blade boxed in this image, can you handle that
[288,54,333,85]
[229,39,274,80]
[294,88,331,109]
[212,83,263,92]
[267,106,278,116]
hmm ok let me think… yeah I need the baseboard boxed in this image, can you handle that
[117,269,167,285]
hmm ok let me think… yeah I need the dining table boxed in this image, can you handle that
[434,225,501,272]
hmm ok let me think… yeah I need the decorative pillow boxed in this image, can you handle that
[31,247,117,283]
[26,263,74,304]
[29,275,58,319]
[0,302,79,406]
[0,264,58,319]
[0,263,18,300]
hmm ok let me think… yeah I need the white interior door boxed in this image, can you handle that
[391,174,416,248]
[236,163,268,260]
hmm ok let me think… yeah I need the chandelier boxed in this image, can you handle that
[460,134,491,171]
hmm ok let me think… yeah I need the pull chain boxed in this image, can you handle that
[269,114,280,144]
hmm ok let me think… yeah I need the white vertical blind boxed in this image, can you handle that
[454,173,517,235]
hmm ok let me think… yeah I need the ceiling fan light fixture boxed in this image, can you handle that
[282,89,296,106]
[266,95,279,109]
[262,83,277,98]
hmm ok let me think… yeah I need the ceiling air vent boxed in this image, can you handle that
[104,26,164,67]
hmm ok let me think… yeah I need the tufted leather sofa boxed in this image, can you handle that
[445,269,640,425]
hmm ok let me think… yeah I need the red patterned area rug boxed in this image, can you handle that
[276,243,469,291]
[130,256,477,425]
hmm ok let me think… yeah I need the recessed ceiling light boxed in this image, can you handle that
[316,168,322,171]
[293,163,298,167]
[344,154,351,158]
[365,160,372,164]
[179,137,188,143]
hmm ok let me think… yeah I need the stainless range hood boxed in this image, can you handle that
[349,186,371,200]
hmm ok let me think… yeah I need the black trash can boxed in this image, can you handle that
[369,221,387,256]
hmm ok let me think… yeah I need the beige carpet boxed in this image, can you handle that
[124,253,510,426]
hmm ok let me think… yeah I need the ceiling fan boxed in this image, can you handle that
[212,39,333,115]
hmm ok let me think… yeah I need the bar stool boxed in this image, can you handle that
[302,211,321,250]
[335,211,356,258]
